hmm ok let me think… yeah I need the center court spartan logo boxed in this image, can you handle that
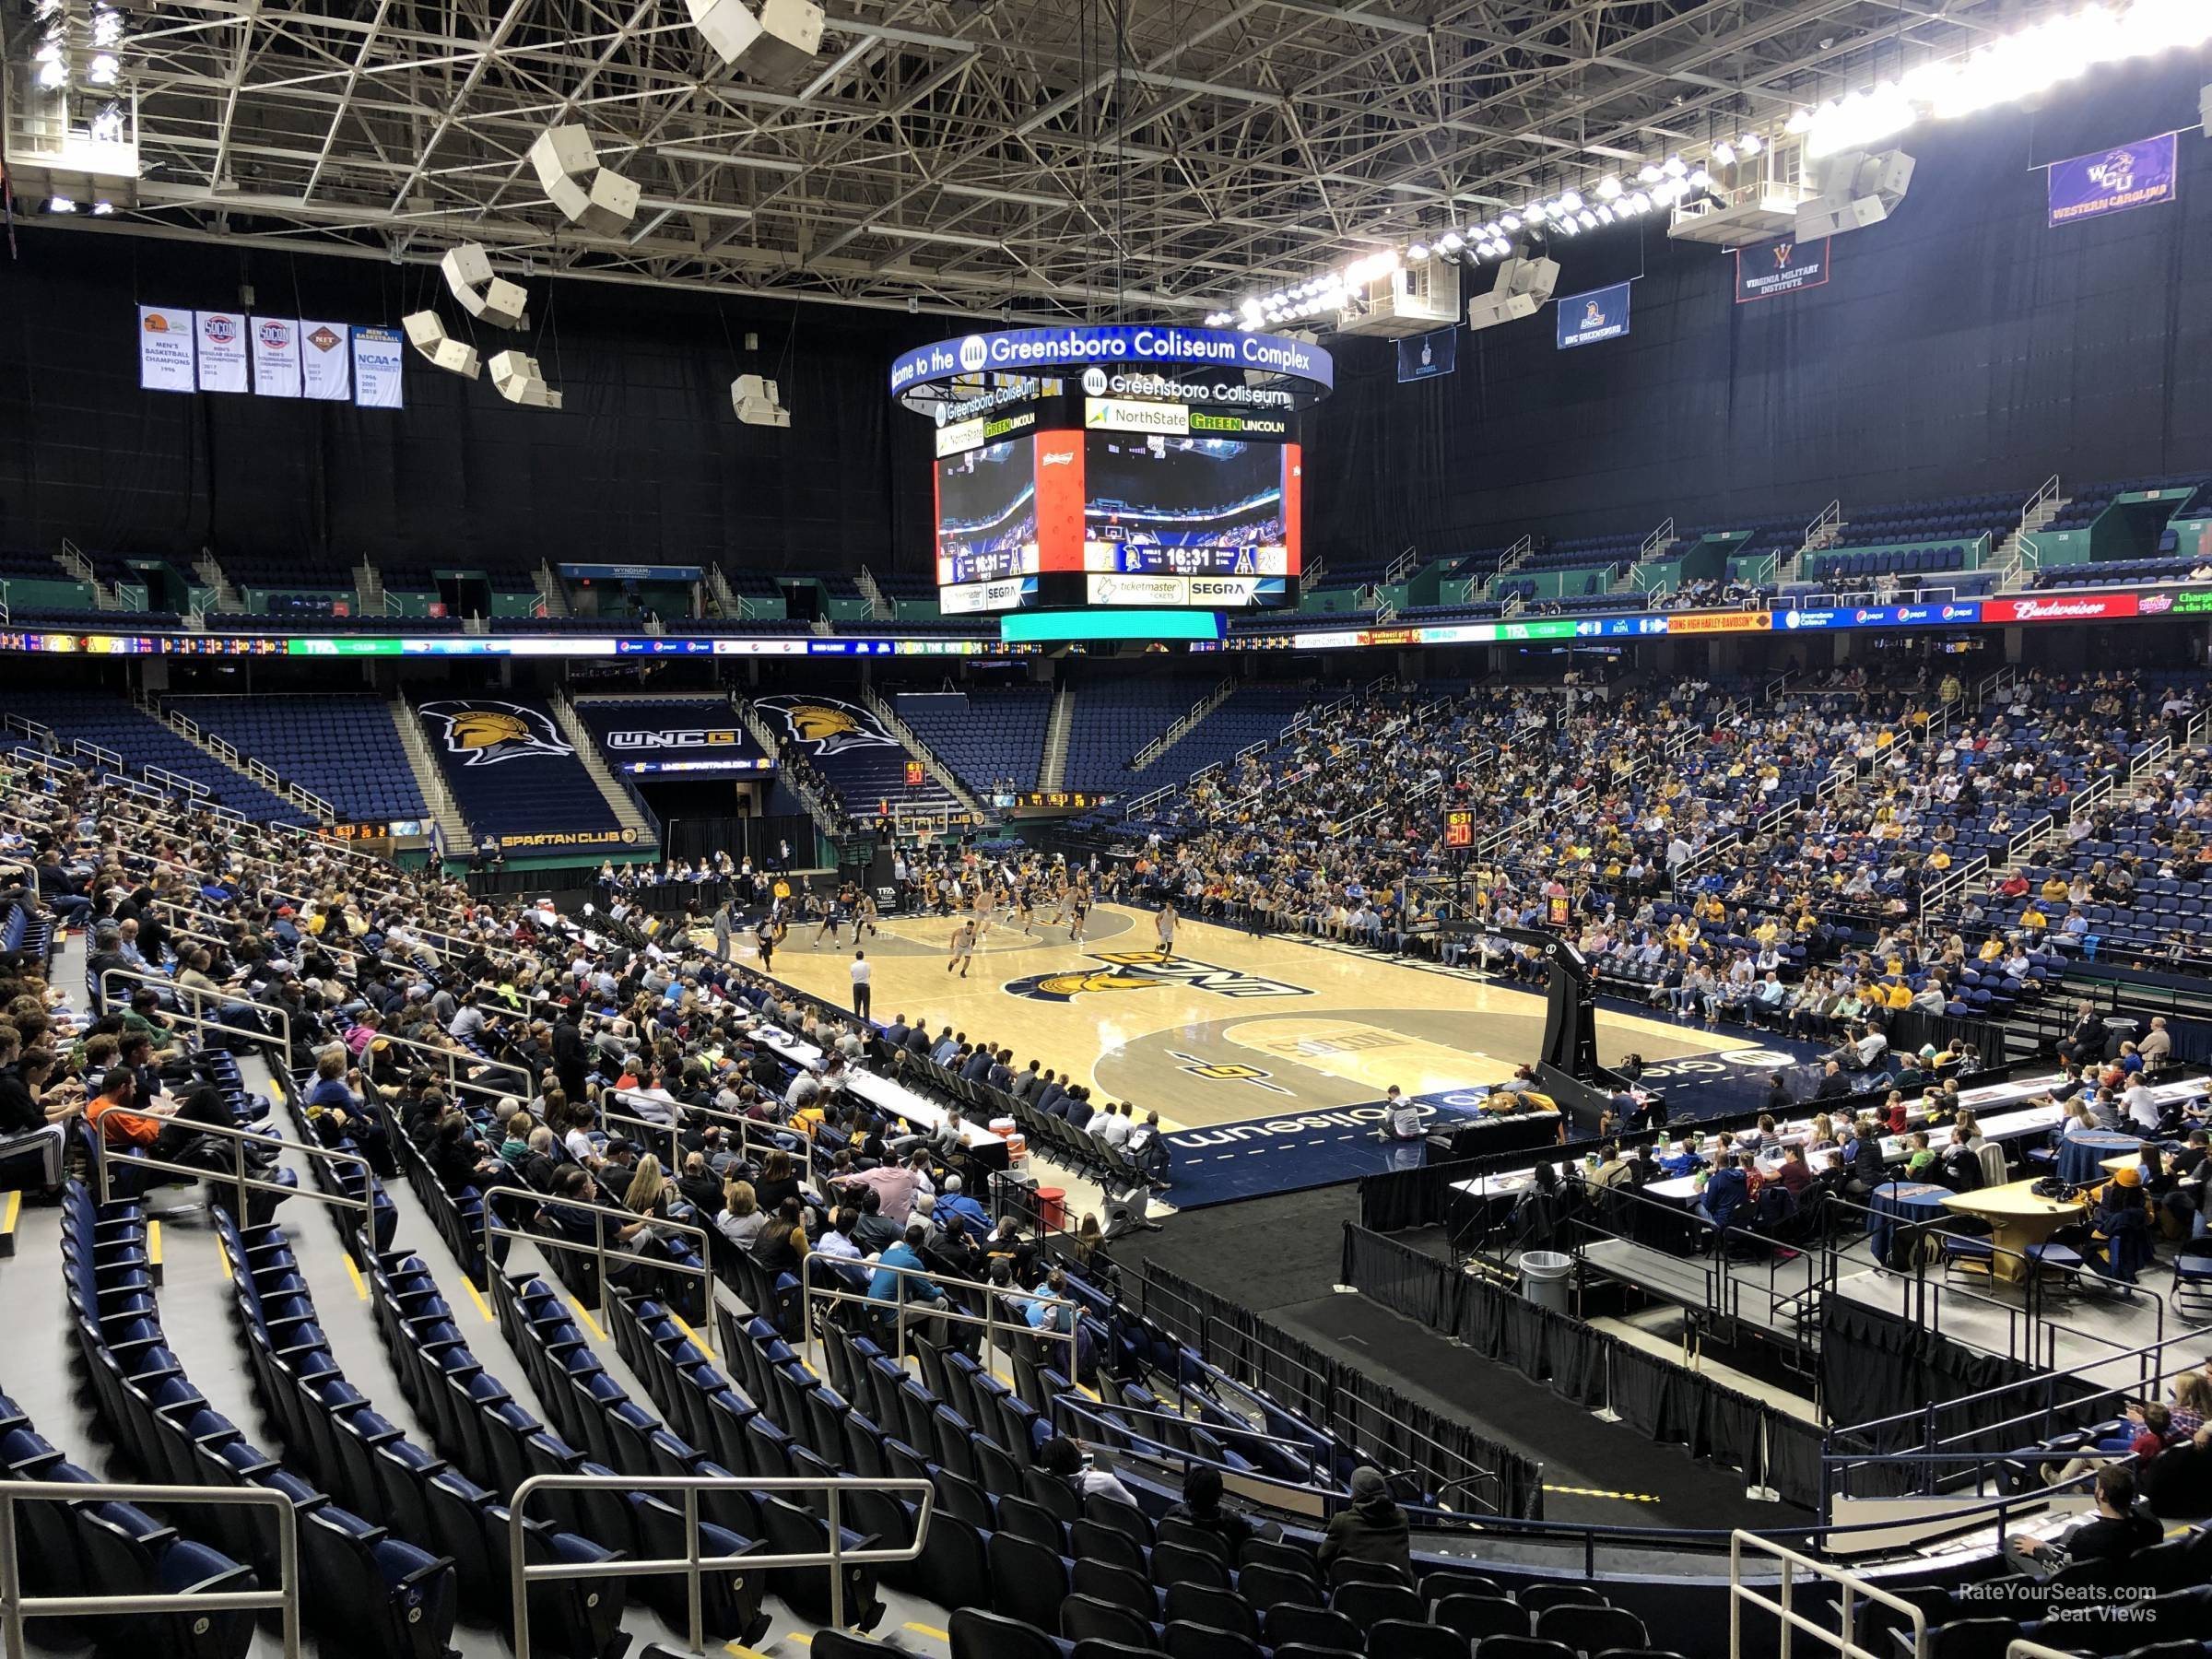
[755,694,900,759]
[1006,948,1312,1003]
[418,700,574,766]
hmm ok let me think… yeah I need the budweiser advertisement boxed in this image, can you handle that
[1982,594,2140,624]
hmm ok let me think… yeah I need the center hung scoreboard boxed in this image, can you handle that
[894,325,1333,618]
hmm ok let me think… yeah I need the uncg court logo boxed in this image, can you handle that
[1006,948,1312,1002]
[958,335,990,372]
[1081,367,1109,395]
[418,700,575,766]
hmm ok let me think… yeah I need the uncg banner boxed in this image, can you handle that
[1556,282,1630,349]
[1396,325,1457,382]
[2048,132,2177,228]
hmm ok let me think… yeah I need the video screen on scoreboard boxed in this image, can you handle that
[1081,434,1300,581]
[935,435,1039,588]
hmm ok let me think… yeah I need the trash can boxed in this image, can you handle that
[1519,1251,1572,1313]
[1037,1186,1068,1231]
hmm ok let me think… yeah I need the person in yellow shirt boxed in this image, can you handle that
[1978,935,2006,961]
[2020,904,2048,930]
[1927,848,1951,871]
[1885,981,1914,1011]
[2040,875,2069,903]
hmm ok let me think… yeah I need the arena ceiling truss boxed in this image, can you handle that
[10,0,2026,320]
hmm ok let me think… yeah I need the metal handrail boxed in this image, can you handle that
[507,1473,933,1647]
[797,1251,1079,1376]
[0,1480,302,1659]
[482,1188,712,1323]
[596,1100,797,1181]
[94,966,295,1059]
[88,1110,374,1240]
[1730,1531,1930,1659]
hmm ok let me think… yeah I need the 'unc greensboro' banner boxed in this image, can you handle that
[2048,132,2177,228]
[1556,282,1631,349]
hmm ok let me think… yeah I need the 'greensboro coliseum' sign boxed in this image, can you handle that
[890,325,1333,401]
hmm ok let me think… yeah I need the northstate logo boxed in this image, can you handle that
[418,700,575,766]
[1005,949,1312,1003]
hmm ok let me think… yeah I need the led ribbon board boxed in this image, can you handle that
[890,325,1334,411]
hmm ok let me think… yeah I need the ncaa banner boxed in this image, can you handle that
[300,321,352,401]
[2048,132,2176,227]
[137,305,196,393]
[1557,282,1630,349]
[1396,325,1457,383]
[352,326,405,408]
[250,317,303,397]
[194,312,250,393]
[1735,236,1830,303]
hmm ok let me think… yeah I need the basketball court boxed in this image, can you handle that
[730,904,1798,1135]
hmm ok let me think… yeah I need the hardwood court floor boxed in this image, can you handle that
[746,906,1747,1133]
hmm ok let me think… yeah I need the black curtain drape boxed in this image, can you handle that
[1341,1223,1829,1512]
[1135,1260,1546,1519]
[0,229,941,578]
[1818,1300,2100,1499]
[1306,55,2212,563]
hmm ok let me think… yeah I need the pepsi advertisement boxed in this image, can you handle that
[1776,601,1984,631]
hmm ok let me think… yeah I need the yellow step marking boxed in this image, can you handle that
[568,1296,608,1343]
[1542,1483,1662,1503]
[217,1230,233,1281]
[672,1311,716,1364]
[1,1190,22,1236]
[146,1219,162,1269]
[344,1254,369,1300]
[901,1622,950,1642]
[464,1279,495,1323]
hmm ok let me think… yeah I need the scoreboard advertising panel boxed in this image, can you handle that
[924,369,1305,616]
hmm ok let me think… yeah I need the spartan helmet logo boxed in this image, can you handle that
[756,695,900,758]
[418,700,575,766]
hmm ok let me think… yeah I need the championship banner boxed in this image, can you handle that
[352,326,405,407]
[1397,325,1457,382]
[1735,236,1830,303]
[2048,132,2177,227]
[194,312,249,393]
[300,322,353,401]
[250,317,302,398]
[137,306,196,393]
[1557,282,1630,349]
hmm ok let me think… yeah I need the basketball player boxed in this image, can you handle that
[1068,887,1090,945]
[947,918,977,979]
[816,884,850,947]
[755,914,779,972]
[853,890,880,941]
[1155,900,1179,960]
[1014,880,1037,936]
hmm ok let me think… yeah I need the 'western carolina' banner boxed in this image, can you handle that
[2048,132,2177,227]
[1735,235,1830,303]
[1557,281,1630,349]
[194,312,249,393]
[250,317,302,397]
[137,306,195,393]
[1396,325,1457,383]
[300,321,352,401]
[352,326,405,408]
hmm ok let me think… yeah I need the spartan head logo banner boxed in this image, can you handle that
[418,700,575,765]
[755,694,900,758]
